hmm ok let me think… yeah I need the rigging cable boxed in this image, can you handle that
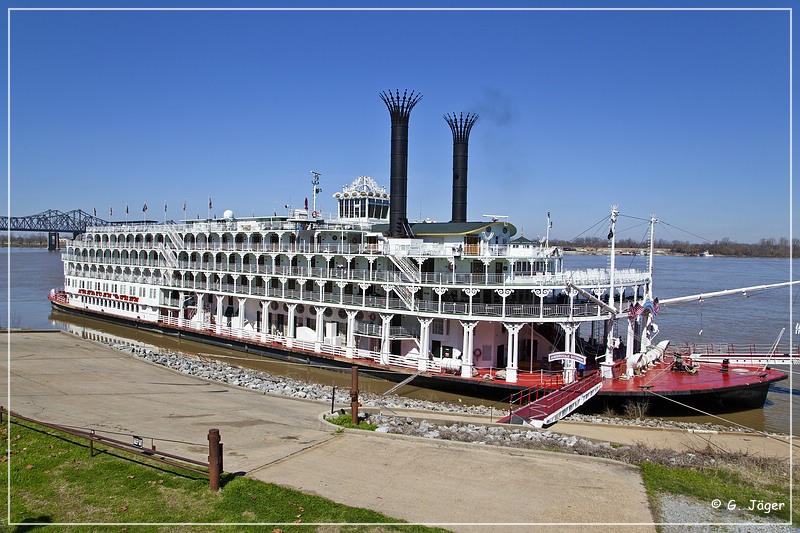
[641,388,800,450]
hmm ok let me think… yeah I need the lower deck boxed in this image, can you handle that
[49,294,788,408]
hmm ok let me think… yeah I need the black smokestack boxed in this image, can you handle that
[380,89,422,238]
[444,112,478,223]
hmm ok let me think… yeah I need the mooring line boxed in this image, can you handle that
[642,389,798,449]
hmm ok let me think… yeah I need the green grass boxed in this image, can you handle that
[0,417,448,531]
[325,413,379,431]
[640,461,798,525]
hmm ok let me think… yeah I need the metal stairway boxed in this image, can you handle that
[163,225,186,252]
[497,373,603,428]
[387,254,420,310]
[157,243,179,271]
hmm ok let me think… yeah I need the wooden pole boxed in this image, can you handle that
[350,366,359,425]
[208,428,222,492]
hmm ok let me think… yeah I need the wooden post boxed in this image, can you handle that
[350,365,359,425]
[208,428,222,492]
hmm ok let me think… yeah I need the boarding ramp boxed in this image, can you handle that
[497,372,603,428]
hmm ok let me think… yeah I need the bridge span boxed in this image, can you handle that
[1,209,110,250]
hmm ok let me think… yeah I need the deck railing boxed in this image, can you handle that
[671,342,800,356]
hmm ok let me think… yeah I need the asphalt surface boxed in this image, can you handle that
[6,331,661,531]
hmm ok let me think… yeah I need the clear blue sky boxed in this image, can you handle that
[4,4,795,244]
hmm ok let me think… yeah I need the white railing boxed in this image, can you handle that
[157,315,445,374]
[65,252,649,292]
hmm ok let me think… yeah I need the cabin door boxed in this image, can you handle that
[520,339,538,371]
[497,344,506,368]
[464,236,480,255]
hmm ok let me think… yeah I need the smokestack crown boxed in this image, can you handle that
[380,89,423,123]
[444,112,478,143]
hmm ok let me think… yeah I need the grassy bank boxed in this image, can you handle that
[1,417,448,531]
[641,461,797,525]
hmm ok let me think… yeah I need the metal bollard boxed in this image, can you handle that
[350,366,359,425]
[208,429,222,492]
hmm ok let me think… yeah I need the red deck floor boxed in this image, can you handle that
[461,359,787,397]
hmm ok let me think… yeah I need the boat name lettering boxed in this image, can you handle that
[548,351,586,365]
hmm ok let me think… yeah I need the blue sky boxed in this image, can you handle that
[4,5,795,244]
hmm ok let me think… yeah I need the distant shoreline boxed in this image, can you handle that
[2,241,796,258]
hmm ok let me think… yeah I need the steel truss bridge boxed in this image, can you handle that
[1,209,110,249]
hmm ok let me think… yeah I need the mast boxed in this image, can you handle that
[608,205,619,311]
[648,214,657,299]
[311,171,322,217]
[602,205,619,372]
[658,280,800,305]
[546,211,552,248]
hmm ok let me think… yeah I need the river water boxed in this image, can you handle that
[3,247,797,435]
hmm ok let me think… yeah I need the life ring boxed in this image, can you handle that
[447,264,454,271]
[473,348,482,358]
[369,313,376,321]
[352,237,358,243]
[312,210,317,218]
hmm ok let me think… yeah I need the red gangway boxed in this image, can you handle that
[497,372,603,428]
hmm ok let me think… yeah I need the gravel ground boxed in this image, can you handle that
[109,341,793,529]
[656,494,794,532]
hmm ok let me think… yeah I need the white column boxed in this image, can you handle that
[559,322,579,384]
[504,323,524,383]
[460,321,477,378]
[380,313,394,365]
[345,310,358,358]
[463,288,478,316]
[382,284,394,310]
[626,316,636,359]
[495,289,513,318]
[434,287,447,314]
[236,297,246,337]
[316,279,326,302]
[314,306,326,352]
[214,294,224,334]
[286,303,297,348]
[336,281,347,304]
[260,300,270,342]
[417,317,433,372]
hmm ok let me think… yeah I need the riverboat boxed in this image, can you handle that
[49,90,790,426]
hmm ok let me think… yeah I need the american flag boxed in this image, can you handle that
[628,302,643,320]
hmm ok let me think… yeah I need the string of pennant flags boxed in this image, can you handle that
[92,197,214,220]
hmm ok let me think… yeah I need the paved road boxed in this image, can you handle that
[6,331,656,531]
